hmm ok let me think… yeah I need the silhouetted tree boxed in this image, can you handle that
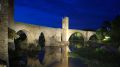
[111,15,120,48]
[96,28,105,43]
[102,21,111,32]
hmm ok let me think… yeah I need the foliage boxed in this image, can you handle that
[111,15,120,48]
[96,21,111,43]
[101,21,111,33]
[96,29,105,42]
[96,15,120,48]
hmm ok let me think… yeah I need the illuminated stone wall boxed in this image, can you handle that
[0,0,8,64]
[12,22,95,46]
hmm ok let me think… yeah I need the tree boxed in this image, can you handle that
[96,21,111,43]
[96,28,104,43]
[111,15,120,48]
[102,21,111,32]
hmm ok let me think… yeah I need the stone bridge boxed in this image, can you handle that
[9,17,95,67]
[1,0,96,67]
[11,18,95,47]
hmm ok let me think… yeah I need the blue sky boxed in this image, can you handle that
[14,0,120,30]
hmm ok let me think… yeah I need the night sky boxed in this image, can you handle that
[14,0,120,30]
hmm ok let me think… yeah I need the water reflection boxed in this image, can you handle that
[68,32,87,67]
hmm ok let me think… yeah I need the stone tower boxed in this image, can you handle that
[61,17,69,67]
[0,0,8,65]
[62,17,69,41]
[62,17,69,29]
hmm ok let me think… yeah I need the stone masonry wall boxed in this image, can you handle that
[0,0,8,63]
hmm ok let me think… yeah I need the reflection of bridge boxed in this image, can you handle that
[10,17,95,67]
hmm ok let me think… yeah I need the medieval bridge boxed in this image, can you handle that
[10,17,95,67]
[0,0,96,66]
[12,17,95,47]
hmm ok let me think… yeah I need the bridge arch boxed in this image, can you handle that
[38,32,45,48]
[38,32,45,64]
[15,29,34,44]
[68,32,84,52]
[68,31,85,41]
[13,30,28,66]
[34,31,47,46]
[89,34,98,42]
[14,30,29,49]
[16,30,27,41]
